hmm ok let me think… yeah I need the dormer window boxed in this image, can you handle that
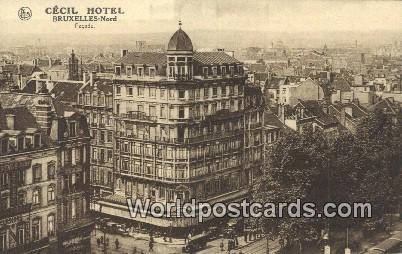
[115,66,121,76]
[149,68,156,78]
[137,67,144,77]
[203,67,209,77]
[229,66,235,76]
[212,67,218,76]
[221,66,227,76]
[126,66,132,77]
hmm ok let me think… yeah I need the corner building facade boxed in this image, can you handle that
[96,27,264,228]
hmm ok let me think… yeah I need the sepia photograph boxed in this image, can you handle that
[0,0,401,253]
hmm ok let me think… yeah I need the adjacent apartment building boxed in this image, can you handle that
[0,89,93,253]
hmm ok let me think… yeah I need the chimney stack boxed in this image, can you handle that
[90,71,96,86]
[6,114,15,130]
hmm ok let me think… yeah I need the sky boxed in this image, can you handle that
[0,0,402,35]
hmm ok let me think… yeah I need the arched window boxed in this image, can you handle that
[47,161,55,180]
[47,185,55,202]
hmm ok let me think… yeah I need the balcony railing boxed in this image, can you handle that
[120,111,157,122]
[2,237,49,254]
[117,128,244,144]
[0,203,32,220]
[58,216,94,233]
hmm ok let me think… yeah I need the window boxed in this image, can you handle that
[169,89,175,99]
[33,164,42,183]
[18,137,24,151]
[16,224,24,245]
[33,188,41,205]
[115,66,121,75]
[128,87,133,96]
[0,172,9,188]
[178,90,185,99]
[179,106,185,118]
[47,162,55,180]
[137,67,144,76]
[149,106,156,117]
[69,122,76,137]
[126,66,132,76]
[0,231,6,251]
[149,87,156,97]
[47,215,55,237]
[212,67,218,76]
[47,185,55,202]
[149,68,156,77]
[18,190,26,205]
[212,87,218,98]
[203,67,209,77]
[0,194,9,210]
[107,131,113,142]
[229,66,235,76]
[116,86,121,95]
[32,218,41,241]
[107,150,113,162]
[169,66,175,78]
[221,86,227,97]
[221,66,227,76]
[160,106,166,118]
[204,88,209,99]
[138,87,144,97]
[34,134,40,148]
[160,89,165,99]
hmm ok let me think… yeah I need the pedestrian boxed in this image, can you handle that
[132,246,137,254]
[100,236,104,244]
[220,240,224,251]
[149,240,154,252]
[115,238,120,249]
[97,237,100,248]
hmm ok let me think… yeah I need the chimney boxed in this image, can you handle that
[83,72,88,83]
[322,100,328,114]
[340,107,346,126]
[121,49,128,57]
[90,71,95,86]
[278,103,285,123]
[6,114,15,130]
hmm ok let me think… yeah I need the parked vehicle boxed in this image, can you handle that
[182,233,211,253]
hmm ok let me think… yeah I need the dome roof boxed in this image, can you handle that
[168,28,193,52]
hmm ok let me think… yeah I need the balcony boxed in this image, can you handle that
[117,129,244,145]
[2,237,49,254]
[120,111,157,122]
[0,204,32,220]
[58,216,94,233]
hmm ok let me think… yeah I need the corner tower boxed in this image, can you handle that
[166,21,194,80]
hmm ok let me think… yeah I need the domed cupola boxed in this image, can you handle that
[167,21,194,81]
[168,27,193,52]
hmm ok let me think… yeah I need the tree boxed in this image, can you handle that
[253,129,329,248]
